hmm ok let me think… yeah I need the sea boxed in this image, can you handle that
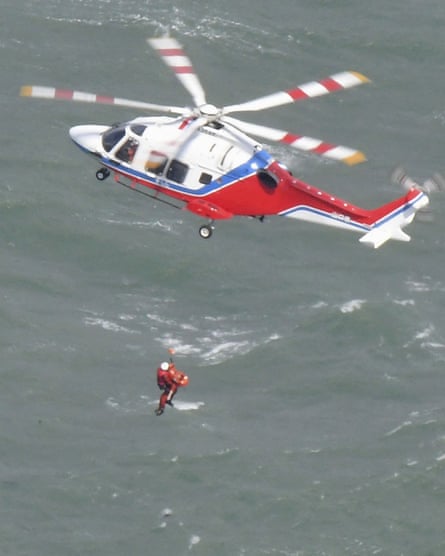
[1,1,445,555]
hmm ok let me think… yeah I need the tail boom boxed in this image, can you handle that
[281,184,429,248]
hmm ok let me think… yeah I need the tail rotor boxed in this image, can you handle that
[390,165,445,222]
[391,166,445,194]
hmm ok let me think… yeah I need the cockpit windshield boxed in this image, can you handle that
[102,125,126,152]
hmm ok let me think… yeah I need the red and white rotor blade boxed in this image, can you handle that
[148,37,207,108]
[20,85,188,115]
[224,116,366,165]
[223,71,370,115]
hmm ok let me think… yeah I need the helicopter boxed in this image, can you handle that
[21,37,429,247]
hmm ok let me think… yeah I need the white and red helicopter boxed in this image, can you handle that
[21,37,429,247]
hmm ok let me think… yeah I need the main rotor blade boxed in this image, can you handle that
[148,37,207,108]
[160,116,208,158]
[224,116,366,166]
[20,86,188,115]
[223,71,370,115]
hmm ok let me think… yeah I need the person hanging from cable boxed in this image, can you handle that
[155,349,189,416]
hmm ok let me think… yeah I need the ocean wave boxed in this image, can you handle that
[157,337,202,356]
[83,316,140,334]
[385,409,441,438]
[100,217,179,234]
[157,329,280,365]
[406,279,432,292]
[105,395,148,414]
[405,278,445,294]
[44,16,104,26]
[404,324,445,350]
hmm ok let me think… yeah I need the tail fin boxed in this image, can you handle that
[359,188,429,248]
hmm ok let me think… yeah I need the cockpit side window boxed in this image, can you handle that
[116,138,139,163]
[130,124,147,136]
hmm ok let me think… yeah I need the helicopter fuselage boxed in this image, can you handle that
[70,115,404,236]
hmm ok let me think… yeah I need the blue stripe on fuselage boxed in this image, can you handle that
[90,148,273,197]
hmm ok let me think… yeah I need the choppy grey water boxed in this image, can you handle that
[2,1,445,555]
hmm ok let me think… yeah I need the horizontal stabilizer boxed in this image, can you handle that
[359,189,429,248]
[359,226,411,249]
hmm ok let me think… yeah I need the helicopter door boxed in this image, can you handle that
[219,145,235,171]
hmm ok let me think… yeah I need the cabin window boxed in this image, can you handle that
[166,160,189,184]
[145,151,168,175]
[115,138,139,163]
[102,126,126,152]
[199,172,212,185]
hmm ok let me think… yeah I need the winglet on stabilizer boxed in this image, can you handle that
[359,190,429,249]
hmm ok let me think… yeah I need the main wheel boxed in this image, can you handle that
[96,168,110,181]
[199,225,213,239]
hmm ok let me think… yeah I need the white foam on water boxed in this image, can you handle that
[311,301,329,309]
[101,217,178,234]
[415,325,435,340]
[157,322,281,365]
[188,535,201,550]
[338,299,367,314]
[83,317,140,334]
[393,298,415,306]
[202,340,251,363]
[402,323,445,351]
[406,279,432,292]
[385,420,413,437]
[174,401,205,411]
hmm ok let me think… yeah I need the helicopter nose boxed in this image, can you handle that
[69,124,109,154]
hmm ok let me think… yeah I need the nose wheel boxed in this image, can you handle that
[199,223,214,239]
[96,168,110,181]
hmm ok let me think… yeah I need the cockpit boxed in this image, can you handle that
[101,123,147,163]
[101,121,185,181]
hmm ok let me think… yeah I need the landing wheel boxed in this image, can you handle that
[96,168,110,181]
[199,224,213,239]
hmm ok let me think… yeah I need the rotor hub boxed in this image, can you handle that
[199,103,220,118]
